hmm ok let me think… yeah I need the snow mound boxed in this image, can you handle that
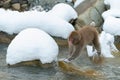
[6,28,59,65]
[103,16,120,35]
[0,8,74,39]
[48,3,78,22]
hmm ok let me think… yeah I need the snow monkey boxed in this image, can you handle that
[66,23,101,62]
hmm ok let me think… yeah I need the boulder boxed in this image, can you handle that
[74,0,105,29]
[11,3,21,11]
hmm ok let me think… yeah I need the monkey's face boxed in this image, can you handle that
[68,31,81,45]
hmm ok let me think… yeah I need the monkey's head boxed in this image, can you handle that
[68,31,81,45]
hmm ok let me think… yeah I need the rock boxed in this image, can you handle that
[0,32,15,44]
[74,0,105,29]
[115,36,120,51]
[0,0,11,9]
[11,0,29,11]
[0,32,68,46]
[11,3,21,11]
[54,37,68,46]
[8,60,54,68]
[58,60,103,77]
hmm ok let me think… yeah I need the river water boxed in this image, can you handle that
[0,44,120,80]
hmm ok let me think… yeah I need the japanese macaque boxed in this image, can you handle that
[65,23,101,62]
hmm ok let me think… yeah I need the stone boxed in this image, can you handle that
[0,0,11,9]
[11,3,21,10]
[0,32,15,44]
[74,0,105,29]
[8,60,54,68]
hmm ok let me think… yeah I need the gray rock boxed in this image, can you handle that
[74,0,105,29]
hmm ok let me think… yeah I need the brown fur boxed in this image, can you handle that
[67,25,101,61]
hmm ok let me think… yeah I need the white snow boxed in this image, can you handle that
[87,31,118,58]
[6,28,59,65]
[103,0,120,19]
[97,0,120,58]
[48,3,78,22]
[86,45,97,57]
[0,8,74,39]
[103,16,120,36]
[99,31,118,58]
[104,0,120,9]
[102,9,120,20]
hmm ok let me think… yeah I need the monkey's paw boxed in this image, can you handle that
[59,58,71,63]
[64,59,71,63]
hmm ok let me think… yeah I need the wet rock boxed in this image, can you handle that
[54,37,68,46]
[0,32,68,46]
[8,60,55,68]
[74,0,105,29]
[58,61,103,77]
[0,32,15,44]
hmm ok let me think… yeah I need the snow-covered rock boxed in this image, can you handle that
[104,0,120,9]
[99,31,118,58]
[6,28,59,65]
[103,16,120,36]
[0,9,74,39]
[87,31,118,58]
[102,9,120,20]
[48,3,78,22]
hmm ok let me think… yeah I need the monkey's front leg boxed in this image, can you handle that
[67,45,83,61]
[69,44,74,56]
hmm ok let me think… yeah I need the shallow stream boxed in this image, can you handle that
[0,44,120,80]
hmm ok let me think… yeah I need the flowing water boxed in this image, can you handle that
[0,44,120,80]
